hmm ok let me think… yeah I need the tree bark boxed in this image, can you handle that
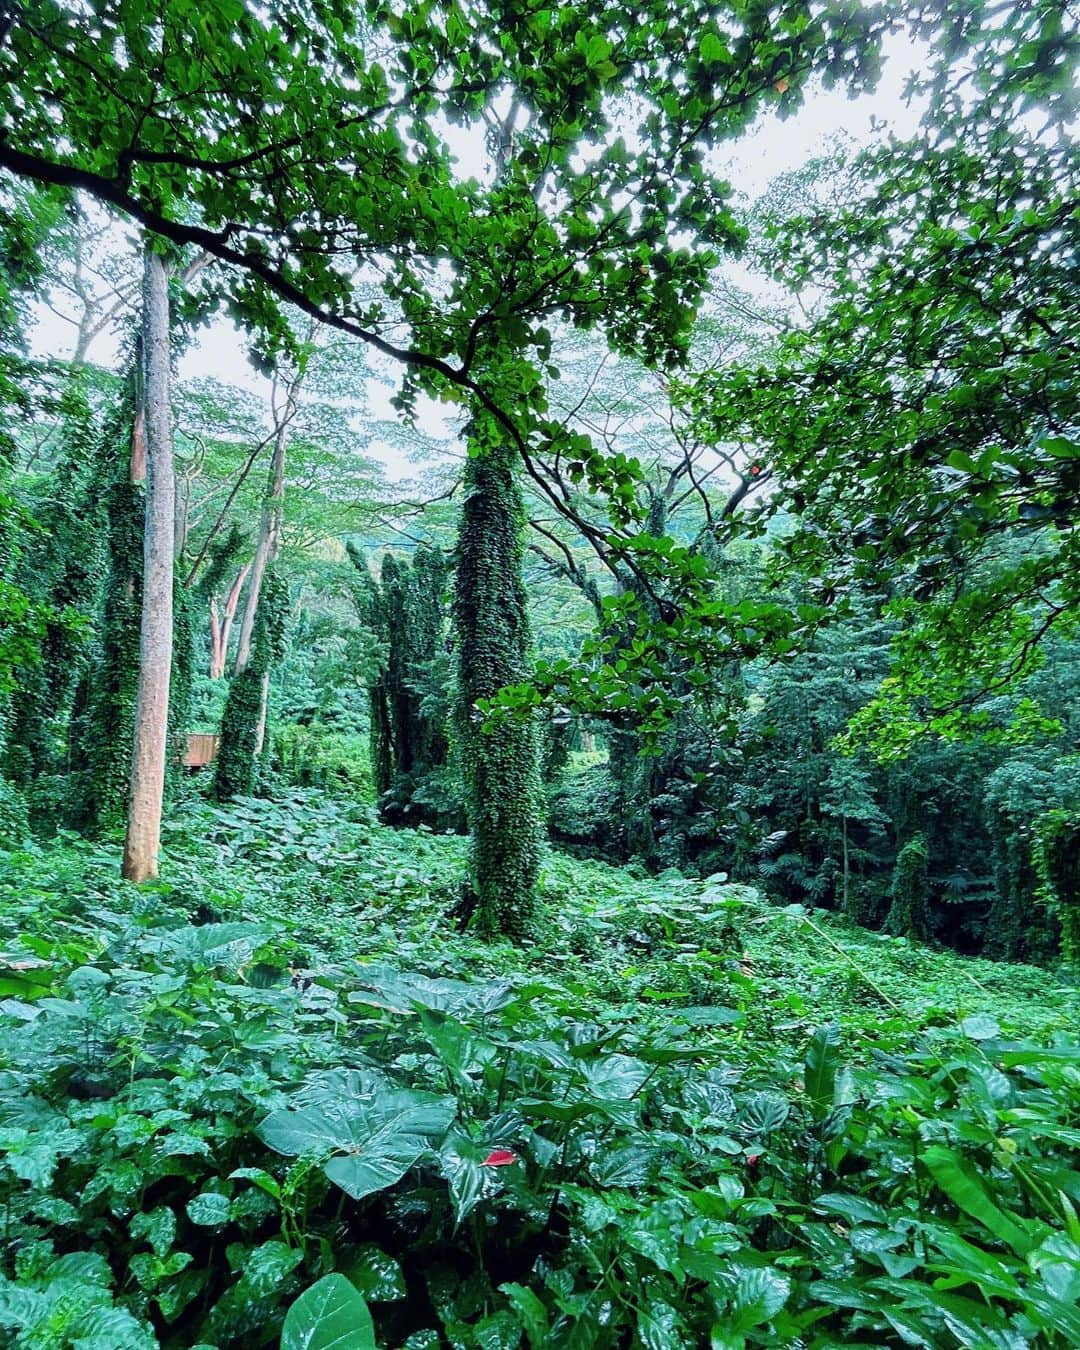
[455,429,542,940]
[234,365,304,673]
[253,671,271,756]
[842,813,849,914]
[209,563,250,679]
[122,246,174,882]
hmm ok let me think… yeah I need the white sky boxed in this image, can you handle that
[28,32,926,481]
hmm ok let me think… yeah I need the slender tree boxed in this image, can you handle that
[122,245,174,882]
[209,563,250,679]
[213,353,307,789]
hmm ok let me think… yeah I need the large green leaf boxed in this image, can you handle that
[922,1145,1036,1256]
[281,1275,376,1350]
[349,966,516,1017]
[730,1266,790,1333]
[418,1008,498,1084]
[258,1069,455,1202]
[804,1024,839,1121]
[580,1054,651,1100]
[500,1283,549,1349]
[438,1132,505,1224]
[739,1092,790,1136]
[343,1246,406,1303]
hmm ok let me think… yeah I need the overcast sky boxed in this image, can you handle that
[28,32,926,480]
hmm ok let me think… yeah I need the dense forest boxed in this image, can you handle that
[0,0,1077,1346]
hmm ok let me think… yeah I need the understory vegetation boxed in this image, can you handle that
[0,792,1076,1348]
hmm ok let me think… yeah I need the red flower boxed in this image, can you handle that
[481,1149,518,1167]
[746,1153,763,1167]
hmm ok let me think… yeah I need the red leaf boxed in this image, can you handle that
[481,1149,518,1167]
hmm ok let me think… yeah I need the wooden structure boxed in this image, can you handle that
[182,733,220,770]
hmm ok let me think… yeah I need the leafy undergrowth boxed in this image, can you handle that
[0,791,1074,1348]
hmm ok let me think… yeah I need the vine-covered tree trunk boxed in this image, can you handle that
[455,431,542,940]
[2,378,101,800]
[884,834,931,940]
[122,246,174,882]
[213,570,288,800]
[348,543,452,823]
[1035,811,1079,964]
[71,436,144,833]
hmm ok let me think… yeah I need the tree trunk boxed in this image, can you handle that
[842,813,849,914]
[230,363,305,785]
[253,671,271,756]
[234,367,302,673]
[455,429,542,940]
[122,246,174,883]
[209,563,250,678]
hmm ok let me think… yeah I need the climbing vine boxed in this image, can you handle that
[349,543,454,826]
[1034,807,1080,965]
[884,834,931,941]
[213,570,288,800]
[3,378,102,816]
[65,365,144,833]
[455,429,543,940]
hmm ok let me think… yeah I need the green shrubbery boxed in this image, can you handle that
[0,793,1075,1347]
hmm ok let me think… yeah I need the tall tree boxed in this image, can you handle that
[456,416,543,936]
[350,543,454,825]
[121,245,174,882]
[234,354,308,673]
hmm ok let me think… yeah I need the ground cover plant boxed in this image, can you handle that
[0,792,1076,1348]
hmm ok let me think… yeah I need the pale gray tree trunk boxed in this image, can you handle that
[253,671,272,756]
[122,247,174,882]
[209,563,251,679]
[234,366,303,673]
[231,352,308,777]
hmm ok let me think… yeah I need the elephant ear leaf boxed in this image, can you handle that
[258,1069,455,1202]
[281,1274,376,1350]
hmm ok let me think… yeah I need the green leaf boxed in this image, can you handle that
[344,1245,406,1302]
[437,1132,504,1224]
[186,1192,230,1228]
[1040,436,1079,459]
[130,1206,177,1257]
[740,1092,790,1136]
[500,1283,549,1349]
[281,1275,376,1350]
[959,1013,1000,1041]
[804,1023,839,1120]
[580,1053,650,1100]
[258,1069,455,1201]
[730,1266,790,1332]
[922,1145,1036,1255]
